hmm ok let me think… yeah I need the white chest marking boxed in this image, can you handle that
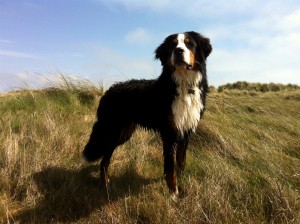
[171,70,204,135]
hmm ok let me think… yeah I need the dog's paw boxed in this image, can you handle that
[170,193,179,202]
[170,186,187,201]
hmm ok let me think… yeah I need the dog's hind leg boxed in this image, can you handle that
[99,145,115,186]
[99,124,136,187]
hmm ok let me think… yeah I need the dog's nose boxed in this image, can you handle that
[174,48,184,55]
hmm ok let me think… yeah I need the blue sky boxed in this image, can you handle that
[1,0,300,92]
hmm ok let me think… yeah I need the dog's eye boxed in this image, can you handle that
[185,40,194,48]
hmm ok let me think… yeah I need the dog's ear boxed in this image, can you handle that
[154,34,176,66]
[189,31,212,59]
[154,41,168,66]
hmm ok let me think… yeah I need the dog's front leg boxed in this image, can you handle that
[176,133,189,174]
[162,139,178,196]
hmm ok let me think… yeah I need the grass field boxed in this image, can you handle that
[0,77,299,223]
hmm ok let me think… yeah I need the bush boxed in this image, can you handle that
[218,81,300,92]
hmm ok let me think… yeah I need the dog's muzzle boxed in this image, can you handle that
[172,48,192,70]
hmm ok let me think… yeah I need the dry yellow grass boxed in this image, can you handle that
[0,77,299,223]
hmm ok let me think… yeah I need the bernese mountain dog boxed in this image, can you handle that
[83,31,212,196]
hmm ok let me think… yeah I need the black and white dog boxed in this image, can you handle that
[83,31,212,196]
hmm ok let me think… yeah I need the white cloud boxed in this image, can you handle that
[85,45,160,85]
[0,39,14,44]
[208,28,300,86]
[0,72,48,92]
[201,3,300,86]
[278,8,300,30]
[124,28,153,44]
[100,0,172,11]
[101,0,299,19]
[0,50,38,59]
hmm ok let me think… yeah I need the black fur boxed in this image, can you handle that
[83,31,212,194]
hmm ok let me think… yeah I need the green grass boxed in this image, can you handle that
[0,77,299,223]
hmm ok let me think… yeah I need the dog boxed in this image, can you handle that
[83,31,212,196]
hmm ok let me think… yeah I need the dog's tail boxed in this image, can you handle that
[82,121,105,162]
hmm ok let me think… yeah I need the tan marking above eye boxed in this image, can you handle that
[184,38,190,43]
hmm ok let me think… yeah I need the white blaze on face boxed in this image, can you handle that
[171,33,191,67]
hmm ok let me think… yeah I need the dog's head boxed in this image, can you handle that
[155,31,212,71]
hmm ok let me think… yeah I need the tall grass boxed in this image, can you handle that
[0,77,299,223]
